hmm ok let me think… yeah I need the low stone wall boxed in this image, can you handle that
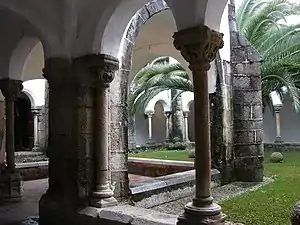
[264,143,300,152]
[15,151,48,163]
[128,157,194,177]
[130,169,220,202]
[16,161,48,181]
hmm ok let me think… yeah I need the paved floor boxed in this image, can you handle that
[0,175,153,225]
[0,179,48,225]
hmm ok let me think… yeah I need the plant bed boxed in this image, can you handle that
[128,157,194,177]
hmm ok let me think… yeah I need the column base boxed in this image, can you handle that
[146,139,155,145]
[0,169,23,202]
[275,136,283,143]
[90,196,117,208]
[177,202,226,225]
[32,145,40,152]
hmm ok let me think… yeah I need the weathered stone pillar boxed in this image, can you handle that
[87,54,119,208]
[183,111,190,142]
[164,111,171,142]
[274,105,283,143]
[0,78,23,201]
[31,107,41,151]
[173,25,224,224]
[146,111,154,143]
[229,0,264,182]
[39,58,76,225]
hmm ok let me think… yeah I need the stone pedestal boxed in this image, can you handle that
[173,24,224,225]
[0,170,23,202]
[0,78,23,202]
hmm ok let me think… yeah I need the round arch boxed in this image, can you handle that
[93,0,169,59]
[21,87,35,107]
[146,97,171,113]
[9,37,40,80]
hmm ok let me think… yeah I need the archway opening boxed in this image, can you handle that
[14,92,34,152]
[153,101,166,143]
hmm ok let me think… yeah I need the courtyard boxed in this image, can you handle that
[0,151,298,225]
[0,0,300,224]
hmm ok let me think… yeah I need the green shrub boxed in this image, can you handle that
[166,143,175,150]
[172,137,181,143]
[188,150,195,158]
[270,152,283,163]
[173,142,187,150]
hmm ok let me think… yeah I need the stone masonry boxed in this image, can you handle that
[112,0,168,200]
[210,53,234,184]
[229,1,264,182]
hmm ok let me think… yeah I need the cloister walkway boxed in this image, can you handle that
[0,179,47,225]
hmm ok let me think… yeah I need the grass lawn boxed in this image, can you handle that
[130,149,300,224]
[220,151,300,225]
[129,149,192,161]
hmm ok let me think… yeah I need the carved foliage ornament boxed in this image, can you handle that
[173,25,224,71]
[84,54,119,88]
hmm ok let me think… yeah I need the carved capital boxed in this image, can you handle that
[183,111,190,118]
[273,105,283,113]
[173,25,224,71]
[75,54,119,88]
[0,78,23,100]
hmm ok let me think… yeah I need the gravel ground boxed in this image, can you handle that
[135,177,274,216]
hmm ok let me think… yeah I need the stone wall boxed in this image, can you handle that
[228,1,264,182]
[111,0,168,200]
[41,80,49,154]
[210,54,234,184]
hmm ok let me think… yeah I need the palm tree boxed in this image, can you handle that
[128,56,193,115]
[237,0,300,111]
[128,0,300,114]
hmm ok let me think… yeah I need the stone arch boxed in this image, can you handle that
[93,0,168,58]
[0,5,57,58]
[21,86,35,107]
[9,37,40,80]
[145,95,171,113]
[107,0,173,200]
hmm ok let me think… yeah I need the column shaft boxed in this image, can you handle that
[32,109,40,151]
[5,98,15,170]
[164,112,171,142]
[193,71,211,201]
[148,114,153,141]
[173,24,224,224]
[275,111,281,137]
[94,86,112,195]
[88,54,119,208]
[183,112,189,142]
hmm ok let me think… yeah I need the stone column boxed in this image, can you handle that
[146,111,154,143]
[183,111,190,142]
[173,25,224,224]
[164,111,171,142]
[274,105,283,143]
[31,107,41,151]
[0,78,23,201]
[88,54,119,208]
